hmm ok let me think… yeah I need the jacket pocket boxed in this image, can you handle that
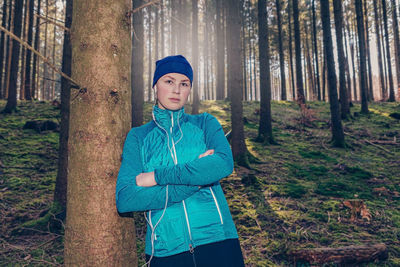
[154,216,185,254]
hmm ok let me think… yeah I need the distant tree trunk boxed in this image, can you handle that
[20,0,29,100]
[2,0,13,99]
[42,0,48,100]
[31,0,41,100]
[287,0,296,100]
[24,0,34,100]
[132,0,144,127]
[216,0,225,100]
[391,0,400,98]
[320,0,345,147]
[275,0,286,100]
[64,0,137,265]
[227,0,248,166]
[373,0,387,100]
[2,0,23,114]
[191,0,200,114]
[364,0,373,101]
[160,0,164,58]
[292,0,305,104]
[0,0,9,99]
[348,23,358,101]
[54,0,73,212]
[355,0,369,113]
[51,1,57,100]
[381,0,395,101]
[322,50,326,101]
[311,0,321,101]
[343,23,353,102]
[257,0,274,144]
[147,7,152,102]
[333,0,350,119]
[242,18,248,101]
[304,19,315,100]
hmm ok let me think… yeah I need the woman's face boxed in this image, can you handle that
[155,73,191,110]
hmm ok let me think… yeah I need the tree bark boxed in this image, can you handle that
[227,0,248,166]
[391,0,400,99]
[0,0,9,99]
[64,0,137,265]
[191,0,200,114]
[333,0,350,119]
[54,0,73,213]
[355,0,369,113]
[287,0,296,100]
[132,0,144,127]
[257,0,274,144]
[381,0,396,101]
[31,0,41,100]
[311,0,321,101]
[292,0,305,104]
[216,0,225,100]
[364,0,374,101]
[147,6,152,101]
[24,0,34,100]
[373,0,387,100]
[2,0,23,113]
[320,0,345,147]
[275,0,286,100]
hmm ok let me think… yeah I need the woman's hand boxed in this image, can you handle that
[136,172,157,187]
[198,149,214,159]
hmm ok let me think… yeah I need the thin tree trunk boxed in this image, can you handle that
[147,7,152,101]
[292,0,305,104]
[227,0,249,165]
[0,0,9,99]
[160,0,164,58]
[364,0,374,100]
[2,0,23,113]
[216,0,225,100]
[287,0,296,100]
[42,0,48,100]
[132,0,144,127]
[312,0,321,101]
[355,0,369,113]
[257,0,274,144]
[20,0,29,100]
[32,0,41,100]
[191,0,200,114]
[54,0,73,213]
[276,0,286,100]
[3,0,14,99]
[64,0,136,264]
[304,19,315,101]
[373,0,387,100]
[51,0,57,100]
[348,23,358,101]
[320,0,345,147]
[24,0,34,100]
[391,0,400,98]
[381,0,396,101]
[333,0,350,119]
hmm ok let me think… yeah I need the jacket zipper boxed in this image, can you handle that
[170,112,195,254]
[209,187,224,224]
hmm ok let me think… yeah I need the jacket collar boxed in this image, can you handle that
[152,105,185,130]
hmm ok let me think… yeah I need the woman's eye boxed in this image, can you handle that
[166,80,173,84]
[181,83,189,87]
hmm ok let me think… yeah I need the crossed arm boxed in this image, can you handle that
[115,114,233,213]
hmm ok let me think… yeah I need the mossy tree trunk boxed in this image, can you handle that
[227,0,248,166]
[64,0,137,265]
[320,0,345,148]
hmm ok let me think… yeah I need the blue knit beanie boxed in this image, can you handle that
[152,55,193,88]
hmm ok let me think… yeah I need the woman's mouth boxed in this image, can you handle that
[169,98,180,102]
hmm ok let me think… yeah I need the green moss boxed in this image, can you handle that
[298,148,337,163]
[283,181,308,198]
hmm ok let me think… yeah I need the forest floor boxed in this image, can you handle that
[0,99,399,266]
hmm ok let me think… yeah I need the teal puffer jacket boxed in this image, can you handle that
[116,105,238,257]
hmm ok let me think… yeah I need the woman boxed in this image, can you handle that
[116,55,244,267]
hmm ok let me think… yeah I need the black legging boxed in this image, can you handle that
[145,238,245,267]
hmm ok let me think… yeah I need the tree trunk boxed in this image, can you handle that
[54,0,73,213]
[292,0,305,104]
[373,0,387,100]
[147,7,152,102]
[20,0,28,100]
[2,0,23,113]
[191,0,200,114]
[216,0,225,100]
[333,0,350,119]
[391,0,400,98]
[287,0,296,100]
[364,0,373,101]
[275,0,286,100]
[51,0,57,100]
[320,0,345,147]
[132,0,144,127]
[42,0,48,100]
[0,0,9,99]
[381,0,396,101]
[312,0,321,101]
[348,23,358,101]
[24,0,34,100]
[257,0,274,144]
[304,19,315,101]
[64,0,137,265]
[160,0,164,58]
[227,0,248,166]
[2,0,14,100]
[31,0,41,100]
[355,0,369,113]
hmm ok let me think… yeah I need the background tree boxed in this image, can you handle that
[63,0,137,264]
[0,0,9,99]
[381,0,395,102]
[227,0,248,166]
[2,0,23,113]
[373,0,386,100]
[191,0,200,114]
[275,0,286,101]
[333,0,350,119]
[132,0,144,127]
[292,0,305,104]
